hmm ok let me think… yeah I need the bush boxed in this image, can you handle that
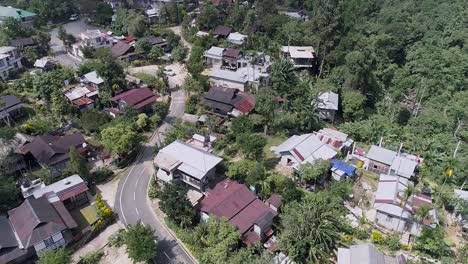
[78,250,104,264]
[92,168,114,184]
[148,176,160,199]
[385,234,401,251]
[108,229,126,247]
[0,127,16,141]
[372,231,385,244]
[352,228,370,240]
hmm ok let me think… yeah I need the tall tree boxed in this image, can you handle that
[64,147,90,181]
[100,123,141,156]
[159,180,196,228]
[124,222,157,263]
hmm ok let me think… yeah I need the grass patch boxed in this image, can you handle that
[263,135,287,170]
[71,203,99,230]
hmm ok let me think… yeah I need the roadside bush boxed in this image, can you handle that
[78,250,104,264]
[108,229,126,247]
[371,231,385,244]
[153,101,169,119]
[148,176,160,199]
[92,168,114,184]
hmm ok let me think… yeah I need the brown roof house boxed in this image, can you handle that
[0,95,24,125]
[223,48,242,70]
[213,25,232,39]
[0,196,77,263]
[139,36,169,52]
[20,132,88,176]
[109,87,157,117]
[200,179,277,245]
[111,41,136,61]
[202,86,255,117]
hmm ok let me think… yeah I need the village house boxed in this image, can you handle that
[20,132,88,176]
[272,133,338,170]
[64,85,98,112]
[200,179,278,245]
[33,57,55,73]
[154,140,223,192]
[139,36,169,52]
[280,10,309,21]
[0,132,31,174]
[104,0,124,9]
[111,41,136,60]
[337,244,407,264]
[213,25,232,39]
[227,32,247,45]
[80,71,105,90]
[0,94,24,124]
[223,48,242,70]
[109,87,157,117]
[0,46,23,80]
[202,86,255,117]
[374,174,438,236]
[21,175,89,210]
[204,46,225,68]
[280,46,315,68]
[314,128,354,155]
[454,189,468,234]
[366,145,420,179]
[72,30,114,59]
[0,6,36,25]
[265,194,283,213]
[317,91,339,122]
[10,37,37,49]
[208,69,249,91]
[0,196,77,263]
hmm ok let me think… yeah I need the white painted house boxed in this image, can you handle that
[272,133,337,170]
[154,140,222,191]
[0,46,23,80]
[227,32,247,45]
[204,46,225,68]
[72,30,113,59]
[317,91,339,122]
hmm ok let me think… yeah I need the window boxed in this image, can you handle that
[373,165,378,169]
[385,215,393,222]
[43,237,54,247]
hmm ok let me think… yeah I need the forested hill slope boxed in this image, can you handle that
[242,0,468,188]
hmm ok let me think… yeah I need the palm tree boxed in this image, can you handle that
[396,184,414,232]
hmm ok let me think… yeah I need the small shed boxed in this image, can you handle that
[330,159,356,181]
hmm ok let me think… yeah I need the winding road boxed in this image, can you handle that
[115,27,195,264]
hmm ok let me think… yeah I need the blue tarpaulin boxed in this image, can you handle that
[331,159,356,176]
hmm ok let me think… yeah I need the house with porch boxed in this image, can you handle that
[0,95,24,124]
[280,46,315,68]
[223,48,242,70]
[0,196,77,263]
[21,175,89,210]
[64,85,99,112]
[154,140,222,192]
[81,71,105,90]
[272,133,338,170]
[200,179,278,245]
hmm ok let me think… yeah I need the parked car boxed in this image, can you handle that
[163,68,176,76]
[69,14,79,21]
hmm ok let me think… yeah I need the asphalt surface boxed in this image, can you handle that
[116,26,193,263]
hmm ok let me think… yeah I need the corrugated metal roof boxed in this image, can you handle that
[367,145,397,165]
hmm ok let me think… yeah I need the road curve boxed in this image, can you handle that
[114,87,193,264]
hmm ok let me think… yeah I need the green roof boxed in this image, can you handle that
[0,6,36,19]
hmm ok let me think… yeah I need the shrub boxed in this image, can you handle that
[352,228,370,240]
[385,234,401,251]
[78,250,104,264]
[108,229,126,247]
[92,168,114,184]
[148,176,159,199]
[372,231,385,244]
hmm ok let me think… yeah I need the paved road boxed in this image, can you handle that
[116,27,193,263]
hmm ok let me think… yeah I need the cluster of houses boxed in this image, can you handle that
[154,135,282,247]
[70,29,169,61]
[0,174,93,263]
[271,129,438,242]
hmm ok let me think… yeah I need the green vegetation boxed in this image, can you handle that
[124,222,158,263]
[159,180,196,228]
[78,250,104,264]
[36,248,71,264]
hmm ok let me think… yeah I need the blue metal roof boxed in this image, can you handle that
[331,159,356,176]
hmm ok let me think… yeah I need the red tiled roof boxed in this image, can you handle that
[232,91,255,113]
[266,194,282,208]
[72,97,94,107]
[133,95,157,109]
[111,88,156,107]
[201,179,277,240]
[201,180,256,220]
